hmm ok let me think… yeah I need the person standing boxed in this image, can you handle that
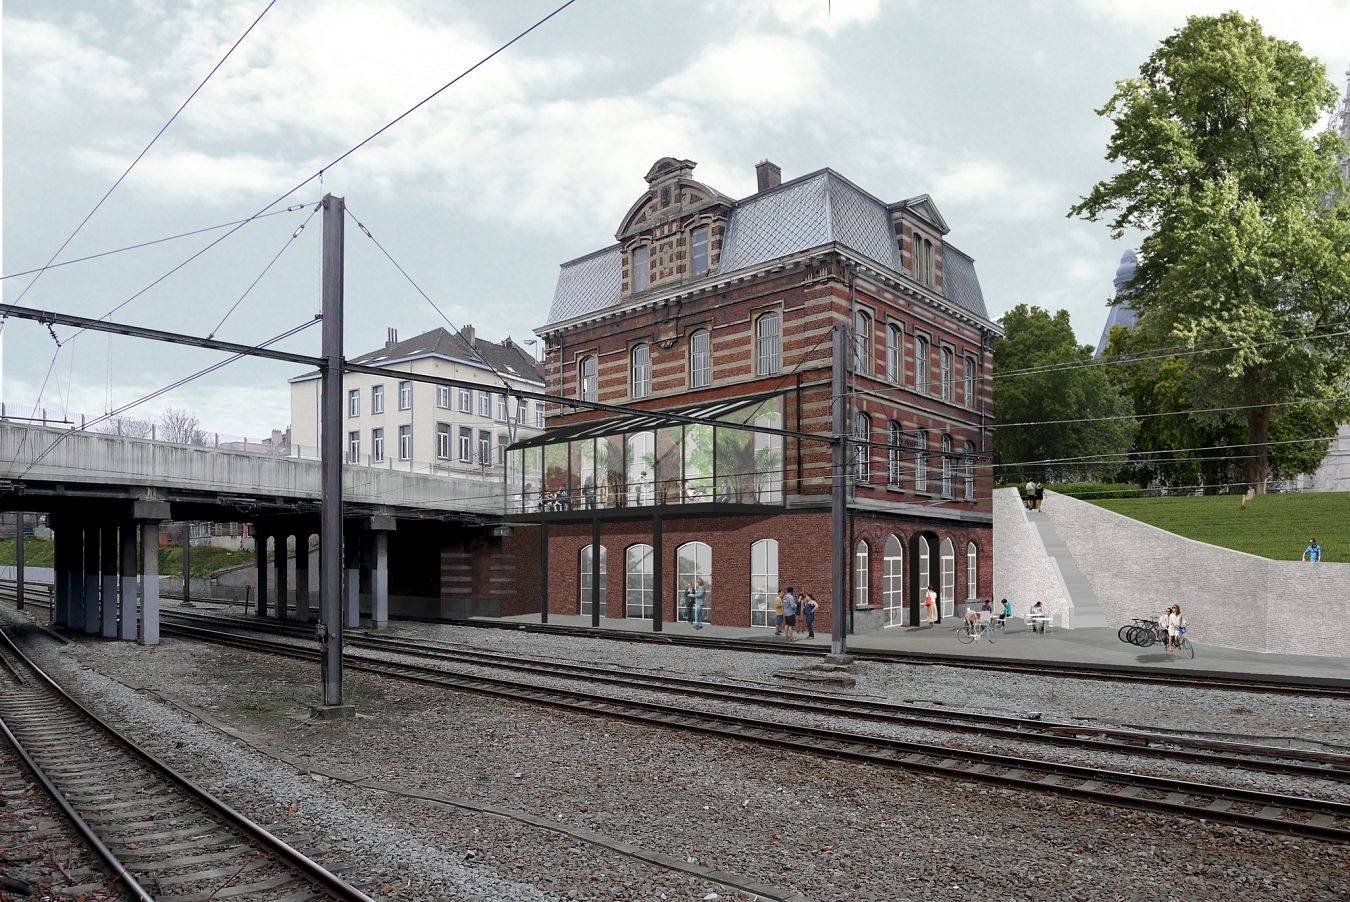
[923,584,938,624]
[781,587,798,642]
[1034,482,1045,510]
[1303,537,1322,563]
[693,578,707,629]
[1024,479,1035,510]
[803,593,819,639]
[773,591,785,635]
[683,580,696,625]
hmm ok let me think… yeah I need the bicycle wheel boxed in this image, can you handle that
[1181,638,1195,659]
[957,626,975,644]
[1132,626,1157,647]
[1118,625,1134,643]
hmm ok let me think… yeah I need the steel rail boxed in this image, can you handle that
[160,621,1350,844]
[0,626,375,901]
[157,608,1350,782]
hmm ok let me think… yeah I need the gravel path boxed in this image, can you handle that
[21,608,1347,902]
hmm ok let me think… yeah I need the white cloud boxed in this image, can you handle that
[3,17,146,104]
[70,146,302,204]
[930,158,1065,221]
[719,0,885,36]
[653,35,826,118]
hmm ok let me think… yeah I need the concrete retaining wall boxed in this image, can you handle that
[1041,491,1350,656]
[991,489,1071,624]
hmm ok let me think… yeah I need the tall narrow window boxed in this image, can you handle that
[371,427,384,463]
[579,544,608,616]
[886,324,902,383]
[436,423,451,460]
[398,424,412,460]
[851,311,871,374]
[496,394,508,421]
[458,426,472,462]
[690,226,710,276]
[912,230,924,278]
[883,535,904,627]
[625,544,653,619]
[347,430,360,463]
[939,537,955,616]
[347,389,360,418]
[915,429,929,493]
[371,384,385,414]
[689,329,711,388]
[397,381,412,411]
[966,541,978,601]
[964,356,977,407]
[477,429,491,465]
[963,440,976,501]
[579,355,597,402]
[458,388,472,413]
[941,434,954,497]
[914,336,929,392]
[853,540,870,608]
[940,347,953,401]
[631,245,649,292]
[918,535,931,604]
[887,421,903,486]
[755,312,781,375]
[675,542,712,622]
[535,404,546,428]
[436,385,452,409]
[478,391,491,417]
[750,539,779,627]
[853,412,871,482]
[631,344,651,399]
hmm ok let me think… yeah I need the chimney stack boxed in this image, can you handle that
[756,160,782,192]
[460,324,476,345]
[385,327,398,349]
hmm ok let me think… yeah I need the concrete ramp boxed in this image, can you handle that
[1026,509,1108,628]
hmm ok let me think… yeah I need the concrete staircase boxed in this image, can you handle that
[1026,508,1109,628]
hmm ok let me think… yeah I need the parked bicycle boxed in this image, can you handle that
[1117,616,1195,659]
[957,617,997,645]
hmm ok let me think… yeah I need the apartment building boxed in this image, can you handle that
[289,325,545,475]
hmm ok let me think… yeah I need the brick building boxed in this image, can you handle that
[503,157,999,632]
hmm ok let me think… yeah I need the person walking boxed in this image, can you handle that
[683,580,696,625]
[803,593,819,638]
[923,584,938,624]
[693,578,707,629]
[773,591,785,635]
[781,587,798,642]
[1303,537,1322,563]
[1033,482,1045,510]
[1024,479,1035,510]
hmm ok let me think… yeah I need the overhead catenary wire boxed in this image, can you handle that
[207,202,322,339]
[992,392,1350,429]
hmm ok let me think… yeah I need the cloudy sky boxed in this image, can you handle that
[4,0,1347,439]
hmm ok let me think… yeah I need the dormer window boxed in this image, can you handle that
[691,226,710,276]
[631,245,650,292]
[579,355,597,402]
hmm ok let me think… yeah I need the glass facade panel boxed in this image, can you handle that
[543,443,568,510]
[575,438,597,509]
[579,544,607,616]
[523,446,543,512]
[750,539,778,627]
[655,426,683,505]
[626,431,655,506]
[625,544,653,619]
[883,535,905,626]
[683,424,713,502]
[940,537,955,616]
[601,433,624,508]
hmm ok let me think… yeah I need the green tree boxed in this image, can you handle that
[1070,12,1350,493]
[994,305,1136,482]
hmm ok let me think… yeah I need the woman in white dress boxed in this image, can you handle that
[924,584,939,624]
[1166,604,1186,652]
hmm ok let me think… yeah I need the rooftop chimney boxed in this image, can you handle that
[756,159,782,192]
[385,327,398,349]
[460,324,476,345]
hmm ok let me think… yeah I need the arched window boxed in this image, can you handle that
[579,544,607,616]
[578,355,597,402]
[918,534,932,600]
[853,412,871,483]
[631,245,649,292]
[966,541,978,601]
[852,310,872,374]
[939,537,955,616]
[750,539,779,628]
[755,312,782,376]
[689,329,712,388]
[941,434,954,498]
[853,540,870,608]
[887,421,903,487]
[964,356,977,407]
[963,440,976,501]
[940,347,953,401]
[914,336,929,392]
[883,535,904,627]
[631,344,651,399]
[886,324,902,383]
[915,429,929,493]
[625,544,653,618]
[626,431,655,506]
[675,541,712,622]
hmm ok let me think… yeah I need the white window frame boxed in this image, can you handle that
[914,335,929,392]
[580,544,608,616]
[940,347,954,402]
[915,430,929,493]
[918,535,932,605]
[436,422,451,460]
[963,441,976,501]
[940,537,955,616]
[853,412,871,483]
[347,388,360,418]
[398,424,412,460]
[755,312,781,376]
[631,344,651,399]
[535,404,546,428]
[371,427,384,463]
[853,540,870,608]
[436,385,451,409]
[750,539,779,627]
[347,430,360,463]
[887,421,903,487]
[579,355,597,402]
[458,388,472,413]
[625,544,653,619]
[478,391,491,417]
[964,356,977,408]
[690,225,710,276]
[458,426,472,462]
[852,310,871,374]
[371,384,385,414]
[477,429,491,465]
[397,380,412,411]
[941,434,954,498]
[496,394,508,422]
[689,329,711,389]
[966,541,978,601]
[883,535,904,627]
[631,245,649,292]
[675,541,712,622]
[886,324,902,383]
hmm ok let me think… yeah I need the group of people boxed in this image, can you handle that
[682,579,708,628]
[1023,480,1045,510]
[962,597,1049,632]
[772,588,818,640]
[1158,604,1187,651]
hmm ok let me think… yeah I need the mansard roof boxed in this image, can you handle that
[544,167,990,329]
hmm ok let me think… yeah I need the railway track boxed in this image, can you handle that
[157,618,1350,844]
[159,608,1350,784]
[0,625,374,902]
[5,579,1349,698]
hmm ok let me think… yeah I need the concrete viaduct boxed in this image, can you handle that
[2,421,508,643]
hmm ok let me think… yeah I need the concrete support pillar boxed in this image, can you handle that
[295,532,311,621]
[358,536,373,619]
[67,525,87,631]
[139,520,161,645]
[254,529,269,617]
[181,523,193,607]
[119,521,138,641]
[13,513,24,610]
[344,530,360,628]
[274,533,289,621]
[100,525,118,638]
[53,517,71,627]
[82,526,100,634]
[372,531,389,629]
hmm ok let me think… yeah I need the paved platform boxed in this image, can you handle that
[488,613,1350,684]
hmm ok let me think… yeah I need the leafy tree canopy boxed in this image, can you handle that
[1070,12,1350,492]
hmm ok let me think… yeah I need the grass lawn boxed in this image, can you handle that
[1089,492,1350,562]
[0,538,256,579]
